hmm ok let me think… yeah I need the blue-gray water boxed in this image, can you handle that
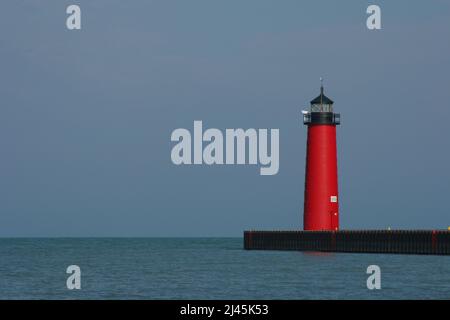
[0,238,449,299]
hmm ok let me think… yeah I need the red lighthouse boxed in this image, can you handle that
[302,80,340,231]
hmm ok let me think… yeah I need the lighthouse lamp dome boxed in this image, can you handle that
[310,85,334,113]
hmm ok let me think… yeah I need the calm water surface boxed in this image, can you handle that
[0,238,449,299]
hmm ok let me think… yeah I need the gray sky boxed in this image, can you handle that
[1,1,450,236]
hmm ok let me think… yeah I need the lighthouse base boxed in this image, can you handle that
[243,230,450,255]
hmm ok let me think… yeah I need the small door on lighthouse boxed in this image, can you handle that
[331,211,338,231]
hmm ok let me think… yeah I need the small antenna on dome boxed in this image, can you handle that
[319,77,324,104]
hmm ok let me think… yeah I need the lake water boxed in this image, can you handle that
[0,238,449,299]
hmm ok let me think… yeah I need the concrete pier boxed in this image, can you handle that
[244,230,450,255]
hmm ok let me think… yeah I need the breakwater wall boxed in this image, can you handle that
[243,230,450,255]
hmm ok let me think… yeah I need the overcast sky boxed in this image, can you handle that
[1,0,450,236]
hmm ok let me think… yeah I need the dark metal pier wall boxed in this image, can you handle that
[244,230,450,255]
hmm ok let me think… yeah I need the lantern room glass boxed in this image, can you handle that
[311,103,333,113]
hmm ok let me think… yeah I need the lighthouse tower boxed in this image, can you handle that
[302,80,340,231]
